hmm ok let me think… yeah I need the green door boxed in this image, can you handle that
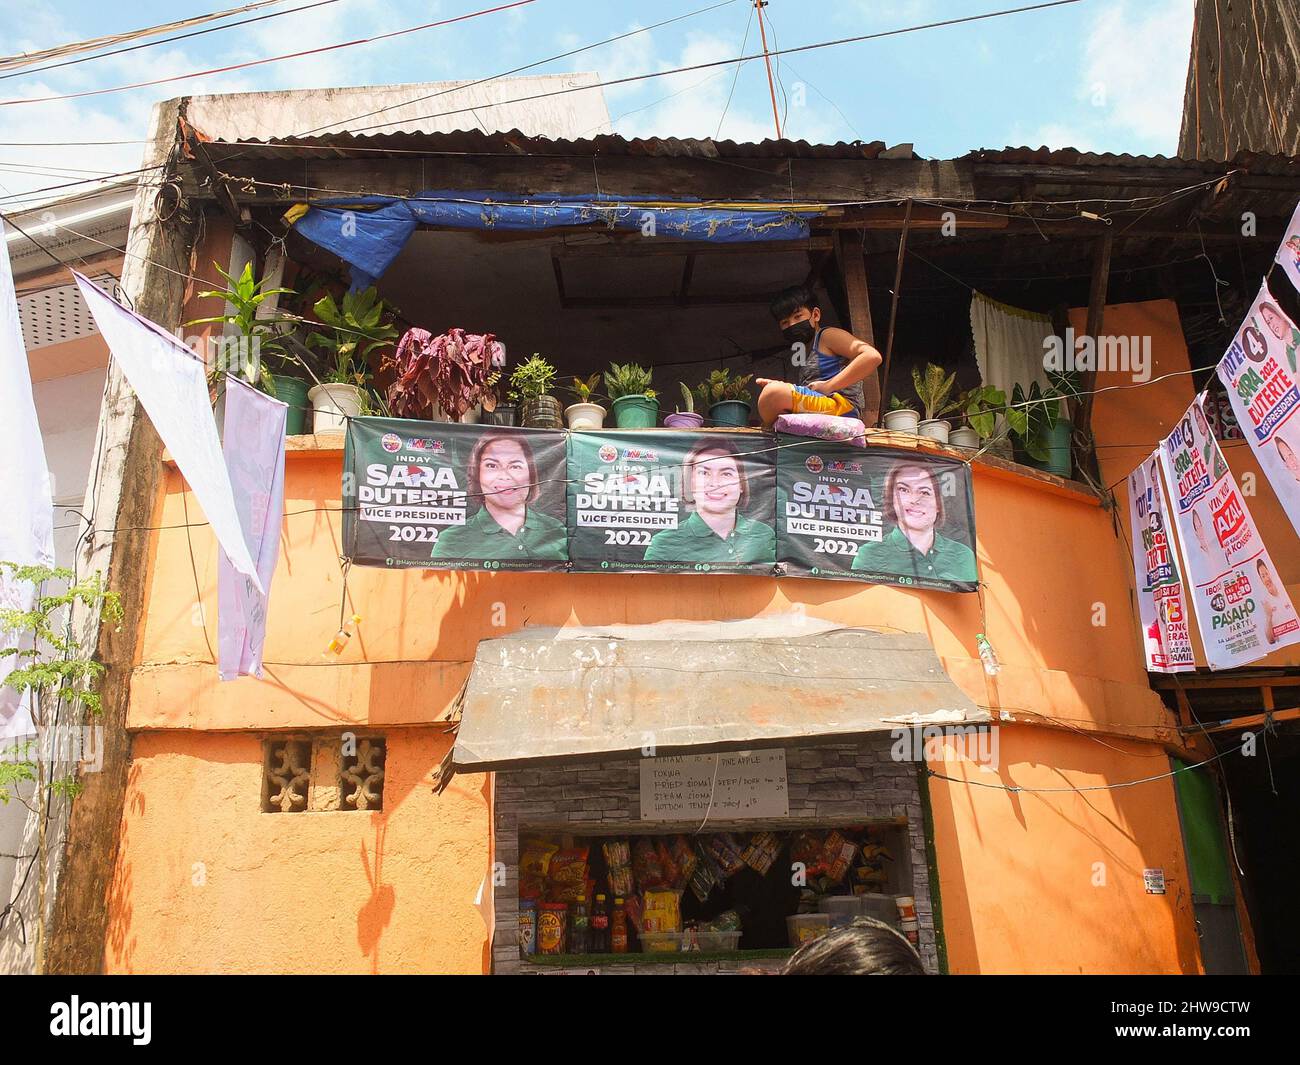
[1172,758,1248,974]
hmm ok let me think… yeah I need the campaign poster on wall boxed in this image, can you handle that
[1126,453,1195,672]
[565,430,777,573]
[343,417,568,570]
[1158,395,1300,669]
[775,438,978,592]
[1275,199,1300,297]
[1216,283,1300,538]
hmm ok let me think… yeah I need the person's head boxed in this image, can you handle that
[1260,302,1290,343]
[885,463,944,536]
[1192,508,1208,545]
[467,432,537,513]
[682,439,748,517]
[770,285,822,344]
[1257,558,1279,596]
[1194,403,1209,437]
[1277,435,1300,478]
[781,918,925,976]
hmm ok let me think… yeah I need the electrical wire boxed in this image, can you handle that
[0,0,290,72]
[0,0,345,83]
[715,1,756,139]
[0,0,540,107]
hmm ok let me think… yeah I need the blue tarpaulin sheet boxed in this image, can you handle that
[292,191,820,288]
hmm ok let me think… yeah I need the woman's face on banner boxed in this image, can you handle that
[1193,509,1209,551]
[690,453,741,515]
[894,468,938,534]
[1261,304,1289,342]
[480,439,530,509]
[1278,436,1300,478]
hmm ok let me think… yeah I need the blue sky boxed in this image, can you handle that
[0,0,1194,205]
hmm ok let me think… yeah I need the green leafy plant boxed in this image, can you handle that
[305,287,399,386]
[693,368,754,408]
[888,394,916,412]
[960,385,1008,439]
[911,363,963,422]
[0,562,123,972]
[677,382,695,413]
[186,261,296,397]
[604,361,654,400]
[569,372,602,403]
[1006,370,1083,459]
[510,354,558,400]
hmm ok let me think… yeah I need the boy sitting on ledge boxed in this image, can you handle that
[756,285,882,430]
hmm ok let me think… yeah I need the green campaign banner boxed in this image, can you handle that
[566,430,777,573]
[776,436,978,592]
[343,417,568,570]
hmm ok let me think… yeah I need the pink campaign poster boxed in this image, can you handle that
[1159,394,1300,669]
[1275,200,1300,298]
[1216,283,1300,538]
[1125,453,1195,672]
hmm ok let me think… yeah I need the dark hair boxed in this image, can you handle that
[781,917,925,976]
[884,462,946,528]
[682,438,750,509]
[467,431,539,507]
[770,284,819,322]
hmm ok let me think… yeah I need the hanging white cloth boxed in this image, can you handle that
[218,377,286,680]
[969,291,1054,397]
[0,221,56,740]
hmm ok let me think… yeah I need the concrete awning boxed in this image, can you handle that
[444,615,986,775]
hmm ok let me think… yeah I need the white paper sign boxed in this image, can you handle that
[1126,454,1195,672]
[72,272,262,593]
[1216,283,1300,539]
[1144,868,1166,895]
[1274,200,1300,297]
[0,220,55,739]
[1159,394,1300,669]
[639,749,788,821]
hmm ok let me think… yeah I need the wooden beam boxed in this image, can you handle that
[677,253,695,307]
[882,198,913,406]
[833,229,880,427]
[1151,674,1300,690]
[1185,705,1300,735]
[1076,233,1113,433]
[553,235,831,258]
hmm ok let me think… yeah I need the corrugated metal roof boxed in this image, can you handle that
[963,145,1300,175]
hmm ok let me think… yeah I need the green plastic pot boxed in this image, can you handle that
[1042,418,1073,478]
[709,400,751,427]
[611,394,659,429]
[273,375,310,435]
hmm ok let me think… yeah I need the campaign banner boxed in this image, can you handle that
[776,438,978,592]
[1126,453,1195,672]
[1159,394,1300,669]
[1216,283,1300,538]
[1275,199,1300,297]
[566,430,776,573]
[344,417,568,570]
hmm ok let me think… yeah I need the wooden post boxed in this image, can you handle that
[833,229,881,427]
[882,198,914,407]
[1077,233,1113,432]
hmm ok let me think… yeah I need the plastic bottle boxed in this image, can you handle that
[975,633,1001,676]
[325,614,363,657]
[591,894,610,952]
[610,897,628,954]
[569,900,590,954]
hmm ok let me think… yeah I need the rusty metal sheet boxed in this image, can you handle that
[450,616,985,771]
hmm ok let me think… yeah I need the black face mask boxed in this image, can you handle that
[782,320,816,346]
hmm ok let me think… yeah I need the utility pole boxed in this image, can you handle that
[754,0,782,140]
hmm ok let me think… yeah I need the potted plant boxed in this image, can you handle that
[665,382,704,428]
[882,394,920,433]
[1007,371,1080,476]
[911,363,963,444]
[695,368,754,427]
[564,372,606,430]
[479,378,518,426]
[386,327,504,423]
[511,354,563,428]
[186,262,305,433]
[950,385,1006,449]
[305,286,398,431]
[604,362,658,428]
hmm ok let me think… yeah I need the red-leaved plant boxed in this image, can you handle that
[384,327,505,421]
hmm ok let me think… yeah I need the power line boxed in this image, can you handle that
[0,0,539,107]
[0,0,289,72]
[715,1,756,139]
[0,0,345,83]
[303,0,1085,138]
